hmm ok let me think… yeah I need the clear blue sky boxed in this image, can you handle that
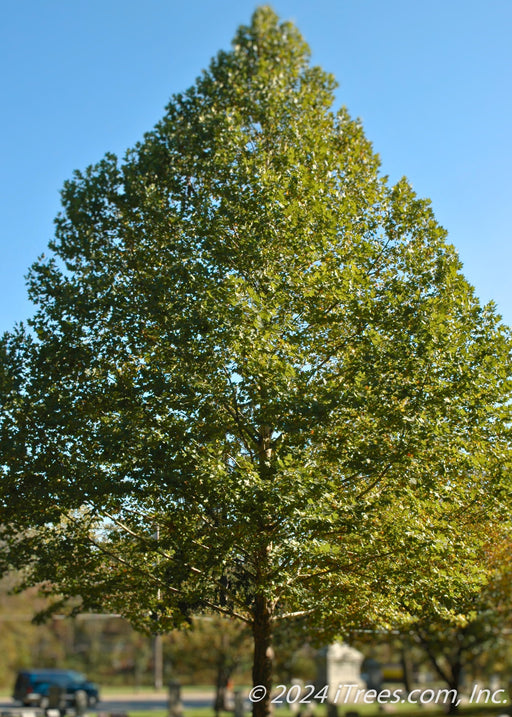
[1,0,511,332]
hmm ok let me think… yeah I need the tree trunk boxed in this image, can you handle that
[252,424,274,717]
[400,642,413,695]
[447,657,462,715]
[418,632,463,715]
[214,660,228,717]
[252,593,274,717]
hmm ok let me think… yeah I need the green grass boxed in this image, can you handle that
[0,705,507,717]
[127,705,511,717]
[1,688,508,717]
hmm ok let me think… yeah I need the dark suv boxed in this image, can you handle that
[13,669,100,708]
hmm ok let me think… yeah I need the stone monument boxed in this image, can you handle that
[316,643,366,707]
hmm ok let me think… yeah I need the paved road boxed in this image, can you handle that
[0,691,216,713]
[97,693,214,711]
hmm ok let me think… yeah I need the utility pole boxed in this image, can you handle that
[154,633,163,690]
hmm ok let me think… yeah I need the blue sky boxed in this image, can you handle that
[1,0,511,332]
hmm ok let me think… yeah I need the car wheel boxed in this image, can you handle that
[88,695,98,708]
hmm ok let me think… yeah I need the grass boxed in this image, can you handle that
[0,705,508,717]
[126,704,511,717]
[1,687,509,717]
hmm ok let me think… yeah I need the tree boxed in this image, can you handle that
[408,530,512,713]
[1,7,511,716]
[413,613,496,714]
[0,574,69,686]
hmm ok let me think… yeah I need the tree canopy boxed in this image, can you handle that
[1,7,511,715]
[406,527,512,713]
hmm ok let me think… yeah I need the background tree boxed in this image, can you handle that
[406,529,512,713]
[1,7,511,717]
[0,573,68,681]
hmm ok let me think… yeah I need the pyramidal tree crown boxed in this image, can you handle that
[1,7,511,717]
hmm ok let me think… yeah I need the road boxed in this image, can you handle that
[0,690,216,713]
[97,691,215,711]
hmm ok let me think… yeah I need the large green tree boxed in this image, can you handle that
[1,8,511,716]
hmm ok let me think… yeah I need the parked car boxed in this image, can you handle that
[13,669,100,708]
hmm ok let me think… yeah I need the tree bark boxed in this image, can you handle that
[252,593,274,717]
[252,423,274,717]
